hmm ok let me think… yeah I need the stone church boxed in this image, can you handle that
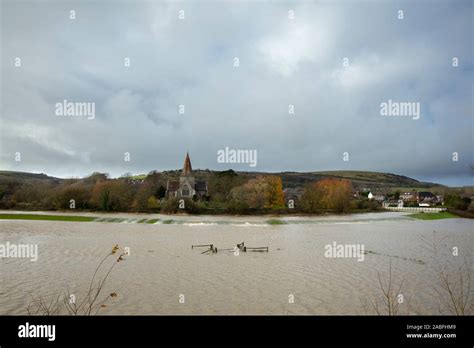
[166,153,208,199]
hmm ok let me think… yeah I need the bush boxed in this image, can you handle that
[160,198,179,213]
[56,183,92,210]
[351,198,381,211]
[90,180,133,211]
[445,194,471,211]
[300,178,353,213]
[147,196,160,211]
[160,197,201,214]
[227,176,285,210]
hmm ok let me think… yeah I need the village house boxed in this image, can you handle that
[354,189,372,199]
[362,191,384,203]
[391,191,441,207]
[417,191,438,205]
[368,192,386,202]
[400,192,417,203]
[166,153,208,200]
[383,199,404,208]
[372,193,386,202]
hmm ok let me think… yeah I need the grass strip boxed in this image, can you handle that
[0,214,97,222]
[407,211,457,220]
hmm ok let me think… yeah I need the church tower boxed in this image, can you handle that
[182,152,193,176]
[166,152,208,199]
[179,152,195,197]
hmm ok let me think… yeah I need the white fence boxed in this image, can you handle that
[384,206,447,213]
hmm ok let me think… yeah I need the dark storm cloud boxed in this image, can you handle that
[0,0,472,185]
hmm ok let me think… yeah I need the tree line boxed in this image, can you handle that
[0,170,471,215]
[0,170,359,214]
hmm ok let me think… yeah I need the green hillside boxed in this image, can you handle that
[0,169,439,190]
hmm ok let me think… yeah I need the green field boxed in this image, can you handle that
[0,214,97,222]
[0,214,164,224]
[407,212,457,220]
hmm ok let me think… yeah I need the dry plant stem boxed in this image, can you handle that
[26,246,124,316]
[86,253,112,309]
[87,253,124,315]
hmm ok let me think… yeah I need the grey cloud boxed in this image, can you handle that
[0,0,472,185]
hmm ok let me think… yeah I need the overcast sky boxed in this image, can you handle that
[1,0,472,186]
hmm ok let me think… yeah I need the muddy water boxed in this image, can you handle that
[0,212,472,315]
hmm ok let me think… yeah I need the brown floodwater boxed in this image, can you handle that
[0,212,472,315]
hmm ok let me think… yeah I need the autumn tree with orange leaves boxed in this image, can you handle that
[230,176,285,209]
[263,176,285,208]
[301,178,353,213]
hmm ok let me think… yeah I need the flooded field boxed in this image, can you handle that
[0,212,472,315]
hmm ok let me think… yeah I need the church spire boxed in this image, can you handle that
[182,152,193,176]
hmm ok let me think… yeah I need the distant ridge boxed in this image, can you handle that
[0,171,62,182]
[0,169,442,189]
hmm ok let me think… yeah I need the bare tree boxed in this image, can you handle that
[361,259,411,315]
[422,232,473,315]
